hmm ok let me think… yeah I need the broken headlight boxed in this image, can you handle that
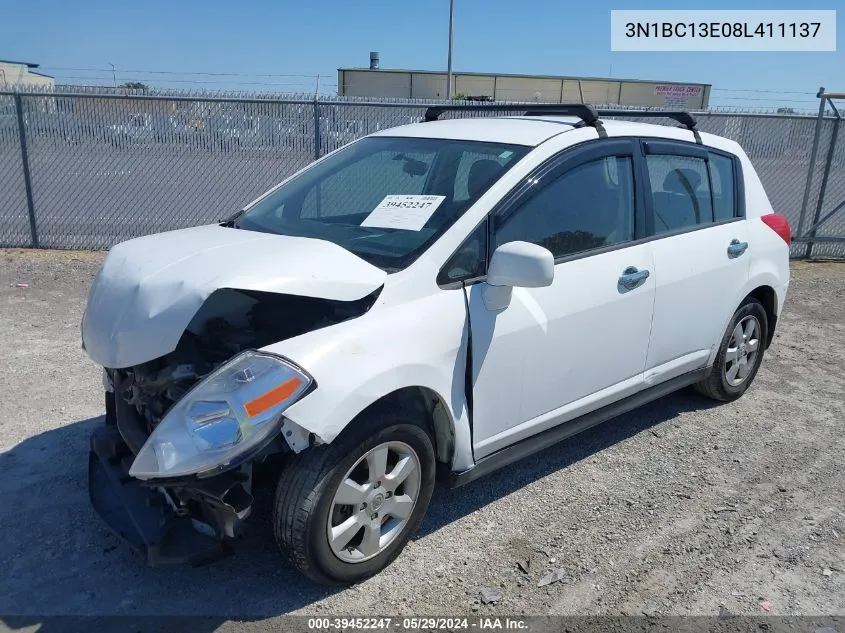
[129,351,312,480]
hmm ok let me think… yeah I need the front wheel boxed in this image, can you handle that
[273,407,435,585]
[695,297,768,402]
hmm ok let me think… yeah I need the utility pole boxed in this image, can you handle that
[315,74,320,98]
[446,0,454,99]
[109,63,116,87]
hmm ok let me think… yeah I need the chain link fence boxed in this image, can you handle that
[0,90,842,256]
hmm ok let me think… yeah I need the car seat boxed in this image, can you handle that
[653,168,712,232]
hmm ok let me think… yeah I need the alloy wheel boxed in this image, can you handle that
[724,315,761,387]
[326,441,422,563]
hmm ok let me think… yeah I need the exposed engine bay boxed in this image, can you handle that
[112,287,378,435]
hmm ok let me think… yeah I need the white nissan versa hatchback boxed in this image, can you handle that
[82,104,791,584]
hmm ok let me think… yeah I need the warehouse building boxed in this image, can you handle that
[0,59,54,88]
[338,56,710,109]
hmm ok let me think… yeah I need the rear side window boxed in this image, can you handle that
[645,155,713,234]
[708,152,737,221]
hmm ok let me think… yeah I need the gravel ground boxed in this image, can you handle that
[0,249,843,626]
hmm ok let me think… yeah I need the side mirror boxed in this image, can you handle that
[483,241,554,310]
[488,241,554,287]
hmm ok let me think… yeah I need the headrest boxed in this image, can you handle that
[468,159,504,198]
[663,168,701,194]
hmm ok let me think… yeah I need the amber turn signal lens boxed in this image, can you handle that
[243,377,303,417]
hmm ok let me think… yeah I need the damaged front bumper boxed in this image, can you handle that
[88,394,255,566]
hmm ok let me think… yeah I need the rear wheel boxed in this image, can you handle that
[695,297,768,402]
[273,406,435,585]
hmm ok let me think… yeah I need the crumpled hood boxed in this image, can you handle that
[82,224,386,368]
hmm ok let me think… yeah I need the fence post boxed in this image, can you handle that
[796,87,827,257]
[14,93,39,248]
[313,99,321,160]
[806,113,841,258]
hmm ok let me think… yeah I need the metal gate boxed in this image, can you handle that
[794,88,845,258]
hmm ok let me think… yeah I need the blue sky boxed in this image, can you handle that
[2,0,841,111]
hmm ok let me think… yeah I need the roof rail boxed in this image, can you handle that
[421,103,701,143]
[422,102,601,129]
[596,109,701,143]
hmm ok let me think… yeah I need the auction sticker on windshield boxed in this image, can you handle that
[361,195,446,231]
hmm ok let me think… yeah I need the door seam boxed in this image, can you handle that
[461,281,476,463]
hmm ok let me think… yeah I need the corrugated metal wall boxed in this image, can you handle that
[339,70,709,109]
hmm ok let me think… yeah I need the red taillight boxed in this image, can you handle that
[761,213,792,245]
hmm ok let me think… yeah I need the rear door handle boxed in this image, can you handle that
[727,239,749,258]
[618,266,650,290]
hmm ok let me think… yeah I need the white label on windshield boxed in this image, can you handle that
[361,195,446,231]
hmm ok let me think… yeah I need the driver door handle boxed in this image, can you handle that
[618,266,650,290]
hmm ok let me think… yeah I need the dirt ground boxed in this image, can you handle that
[0,249,843,627]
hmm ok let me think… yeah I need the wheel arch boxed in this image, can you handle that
[344,386,457,468]
[745,285,778,348]
[709,280,781,368]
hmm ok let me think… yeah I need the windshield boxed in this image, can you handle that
[235,136,529,271]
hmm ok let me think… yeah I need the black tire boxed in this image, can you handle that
[104,390,117,426]
[695,297,768,402]
[273,405,436,586]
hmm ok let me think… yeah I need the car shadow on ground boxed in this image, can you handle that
[0,388,717,631]
[418,387,719,538]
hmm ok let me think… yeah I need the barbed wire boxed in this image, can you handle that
[40,66,825,97]
[2,82,828,115]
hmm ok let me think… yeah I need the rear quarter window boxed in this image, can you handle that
[708,152,738,221]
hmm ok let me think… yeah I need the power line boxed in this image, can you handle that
[41,66,323,79]
[708,96,819,103]
[51,75,320,88]
[710,88,817,95]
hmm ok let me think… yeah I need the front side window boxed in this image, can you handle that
[646,154,714,233]
[236,136,528,271]
[438,221,488,285]
[494,156,635,259]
